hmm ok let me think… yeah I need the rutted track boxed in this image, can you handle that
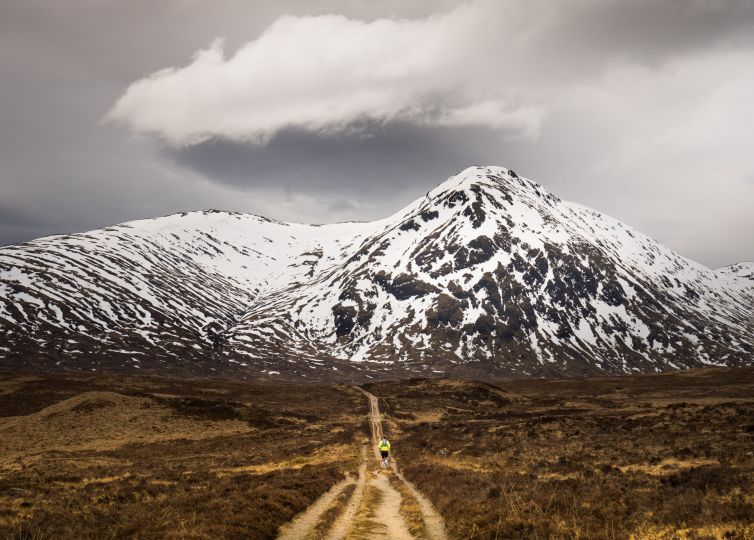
[274,387,448,539]
[356,387,448,540]
[276,475,357,540]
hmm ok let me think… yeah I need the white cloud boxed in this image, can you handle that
[433,100,548,139]
[106,1,546,145]
[96,0,754,266]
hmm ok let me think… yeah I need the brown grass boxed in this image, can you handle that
[349,479,384,538]
[0,372,364,539]
[2,367,754,538]
[390,473,427,538]
[310,482,356,539]
[366,367,754,539]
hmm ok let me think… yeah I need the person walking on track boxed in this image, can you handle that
[379,436,391,468]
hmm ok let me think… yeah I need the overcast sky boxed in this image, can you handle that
[2,0,753,268]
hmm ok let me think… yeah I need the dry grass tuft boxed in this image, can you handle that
[390,473,427,538]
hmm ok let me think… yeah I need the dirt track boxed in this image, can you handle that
[275,387,448,540]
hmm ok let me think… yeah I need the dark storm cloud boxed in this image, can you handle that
[164,122,507,195]
[1,0,753,267]
[0,203,50,228]
[0,203,53,247]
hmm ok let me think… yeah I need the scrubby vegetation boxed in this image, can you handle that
[367,368,754,539]
[0,373,365,539]
[2,367,753,539]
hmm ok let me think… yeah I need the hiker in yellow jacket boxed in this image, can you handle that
[379,436,391,468]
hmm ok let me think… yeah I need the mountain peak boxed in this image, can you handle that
[430,165,524,195]
[1,166,752,380]
[422,165,560,216]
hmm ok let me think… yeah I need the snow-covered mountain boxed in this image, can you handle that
[717,262,754,282]
[1,166,752,380]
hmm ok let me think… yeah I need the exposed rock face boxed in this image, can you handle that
[1,166,752,380]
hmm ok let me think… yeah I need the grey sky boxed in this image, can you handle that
[1,0,753,268]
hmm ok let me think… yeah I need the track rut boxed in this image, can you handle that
[275,387,448,539]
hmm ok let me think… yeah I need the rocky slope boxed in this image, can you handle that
[1,166,752,379]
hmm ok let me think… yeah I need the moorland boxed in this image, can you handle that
[1,367,753,539]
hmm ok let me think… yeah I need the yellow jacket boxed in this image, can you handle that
[379,439,391,451]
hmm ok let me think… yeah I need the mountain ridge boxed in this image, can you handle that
[1,166,752,380]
